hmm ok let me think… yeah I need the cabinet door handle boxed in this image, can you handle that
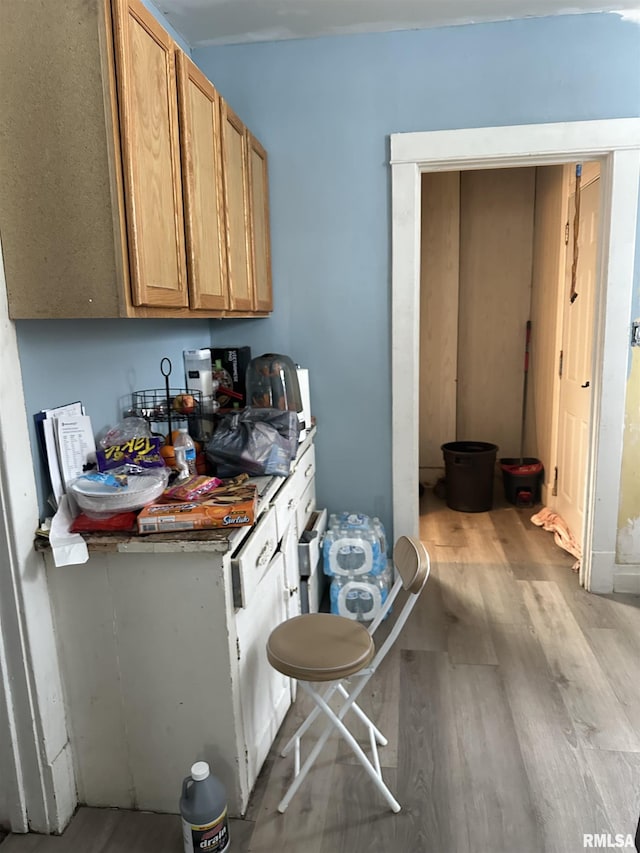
[287,498,296,510]
[304,463,313,478]
[257,539,274,567]
[288,586,299,597]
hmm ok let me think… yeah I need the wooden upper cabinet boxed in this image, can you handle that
[112,0,188,309]
[220,100,254,313]
[176,52,229,312]
[247,132,273,314]
[0,0,272,319]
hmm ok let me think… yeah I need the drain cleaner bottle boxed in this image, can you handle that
[180,761,230,853]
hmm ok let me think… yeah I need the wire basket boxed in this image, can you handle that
[129,388,203,423]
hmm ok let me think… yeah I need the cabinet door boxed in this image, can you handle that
[235,553,290,788]
[176,52,229,312]
[246,132,273,313]
[281,520,301,620]
[112,0,188,309]
[220,100,254,312]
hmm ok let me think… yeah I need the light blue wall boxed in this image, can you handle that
[17,320,213,514]
[15,12,640,530]
[196,13,640,535]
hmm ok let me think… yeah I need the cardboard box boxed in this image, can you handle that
[211,347,252,409]
[137,483,257,533]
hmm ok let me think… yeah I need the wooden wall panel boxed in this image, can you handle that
[457,168,536,458]
[0,0,123,318]
[419,172,460,477]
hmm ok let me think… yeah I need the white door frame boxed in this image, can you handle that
[0,239,76,833]
[391,119,640,593]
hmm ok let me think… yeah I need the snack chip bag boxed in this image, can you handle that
[97,436,164,470]
[162,475,223,503]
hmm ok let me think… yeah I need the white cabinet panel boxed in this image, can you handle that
[234,553,289,786]
[281,521,301,620]
[231,506,278,608]
[296,477,316,535]
[273,444,316,539]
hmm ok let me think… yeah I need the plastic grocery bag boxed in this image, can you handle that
[238,408,300,458]
[205,412,294,477]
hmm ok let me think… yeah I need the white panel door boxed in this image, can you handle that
[556,175,599,543]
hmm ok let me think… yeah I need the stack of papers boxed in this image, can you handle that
[34,402,96,512]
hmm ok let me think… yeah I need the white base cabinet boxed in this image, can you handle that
[45,433,318,817]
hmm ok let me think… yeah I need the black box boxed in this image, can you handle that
[211,347,252,409]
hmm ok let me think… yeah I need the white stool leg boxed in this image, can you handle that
[336,682,388,746]
[304,684,401,813]
[281,683,340,758]
[278,682,401,814]
[278,711,337,812]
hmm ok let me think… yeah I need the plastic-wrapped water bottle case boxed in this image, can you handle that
[323,513,392,622]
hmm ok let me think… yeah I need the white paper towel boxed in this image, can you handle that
[49,495,89,567]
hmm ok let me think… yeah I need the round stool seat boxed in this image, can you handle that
[267,614,375,682]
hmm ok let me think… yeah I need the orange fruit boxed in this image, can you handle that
[166,430,200,452]
[159,445,176,468]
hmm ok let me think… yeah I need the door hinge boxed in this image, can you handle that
[553,466,558,497]
[236,637,241,661]
[565,221,569,245]
[558,350,563,378]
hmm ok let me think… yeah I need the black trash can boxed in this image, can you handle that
[441,441,498,513]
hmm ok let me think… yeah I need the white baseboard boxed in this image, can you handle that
[613,568,640,594]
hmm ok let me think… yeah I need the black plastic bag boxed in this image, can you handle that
[205,410,297,477]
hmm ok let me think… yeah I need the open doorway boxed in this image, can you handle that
[418,162,600,574]
[390,120,640,593]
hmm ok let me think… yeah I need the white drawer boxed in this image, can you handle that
[295,478,316,535]
[231,506,278,608]
[273,444,316,540]
[298,509,328,613]
[297,507,328,579]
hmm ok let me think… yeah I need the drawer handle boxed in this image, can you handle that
[288,586,299,597]
[287,498,296,510]
[257,539,274,567]
[305,499,314,514]
[304,463,313,478]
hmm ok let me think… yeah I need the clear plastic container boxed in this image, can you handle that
[245,353,302,413]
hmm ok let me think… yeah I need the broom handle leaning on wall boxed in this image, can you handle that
[519,320,532,466]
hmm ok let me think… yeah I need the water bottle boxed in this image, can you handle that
[180,761,230,853]
[174,428,197,476]
[359,587,374,620]
[330,575,345,615]
[346,587,361,618]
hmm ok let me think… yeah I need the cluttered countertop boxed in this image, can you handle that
[35,350,314,564]
[40,456,305,556]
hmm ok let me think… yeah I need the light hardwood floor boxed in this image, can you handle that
[4,490,640,852]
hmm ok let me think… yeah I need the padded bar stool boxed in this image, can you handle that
[267,535,430,814]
